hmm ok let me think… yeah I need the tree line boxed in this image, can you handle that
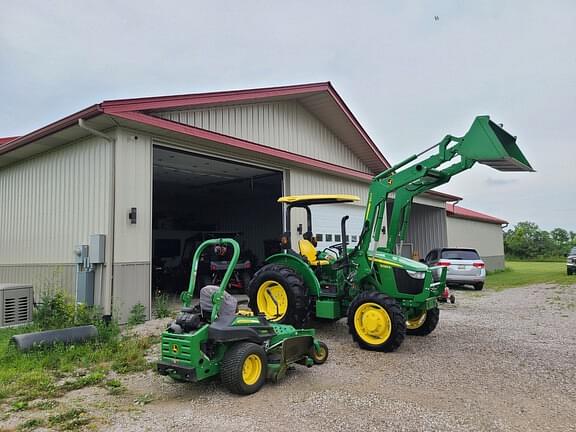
[504,221,576,259]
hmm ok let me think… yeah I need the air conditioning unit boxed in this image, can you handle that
[0,283,33,327]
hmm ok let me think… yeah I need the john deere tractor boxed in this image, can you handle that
[248,116,533,352]
[158,238,328,395]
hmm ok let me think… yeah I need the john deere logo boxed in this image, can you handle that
[387,178,393,185]
[171,344,179,353]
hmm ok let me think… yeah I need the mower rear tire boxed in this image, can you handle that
[406,307,440,336]
[310,341,329,365]
[221,342,267,395]
[248,264,311,328]
[347,291,406,352]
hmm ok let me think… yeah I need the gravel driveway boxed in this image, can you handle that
[5,283,576,431]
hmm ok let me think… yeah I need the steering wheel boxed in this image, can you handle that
[323,243,344,259]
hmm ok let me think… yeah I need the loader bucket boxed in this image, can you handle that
[458,116,534,172]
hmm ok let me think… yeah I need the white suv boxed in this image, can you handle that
[567,247,576,276]
[425,248,486,291]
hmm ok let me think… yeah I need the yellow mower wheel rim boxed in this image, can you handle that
[406,310,427,330]
[242,354,262,385]
[354,302,392,345]
[313,345,327,362]
[256,280,288,321]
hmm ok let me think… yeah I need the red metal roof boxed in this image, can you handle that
[0,83,390,173]
[0,136,20,145]
[447,203,508,225]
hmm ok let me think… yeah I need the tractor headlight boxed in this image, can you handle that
[406,270,426,280]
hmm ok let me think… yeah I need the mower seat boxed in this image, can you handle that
[298,239,329,266]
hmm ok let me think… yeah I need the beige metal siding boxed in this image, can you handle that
[446,217,505,269]
[153,101,371,174]
[0,136,112,265]
[112,129,152,320]
[113,263,150,323]
[0,264,75,299]
[113,129,152,263]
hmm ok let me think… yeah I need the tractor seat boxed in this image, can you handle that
[298,239,329,266]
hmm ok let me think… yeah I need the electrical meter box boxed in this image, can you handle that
[89,234,106,264]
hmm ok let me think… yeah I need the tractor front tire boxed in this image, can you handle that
[347,291,406,352]
[248,264,311,328]
[220,342,267,395]
[406,307,440,336]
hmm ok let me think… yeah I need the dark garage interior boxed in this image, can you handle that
[152,146,283,295]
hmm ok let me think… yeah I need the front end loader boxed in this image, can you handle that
[248,116,533,352]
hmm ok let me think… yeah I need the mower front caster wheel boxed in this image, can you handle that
[310,341,329,365]
[221,342,267,395]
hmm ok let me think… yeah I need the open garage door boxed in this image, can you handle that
[152,146,283,297]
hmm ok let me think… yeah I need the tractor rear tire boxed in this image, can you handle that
[347,291,406,352]
[406,307,440,336]
[248,264,311,328]
[220,342,267,395]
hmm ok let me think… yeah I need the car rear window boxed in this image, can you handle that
[570,247,576,255]
[441,249,480,260]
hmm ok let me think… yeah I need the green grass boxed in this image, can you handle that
[0,325,157,403]
[486,261,574,291]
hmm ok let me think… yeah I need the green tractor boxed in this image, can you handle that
[249,116,533,352]
[158,238,328,395]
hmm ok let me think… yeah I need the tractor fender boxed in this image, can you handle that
[265,253,321,297]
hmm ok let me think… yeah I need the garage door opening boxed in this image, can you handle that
[152,146,283,300]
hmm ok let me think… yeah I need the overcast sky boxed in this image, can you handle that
[1,1,574,231]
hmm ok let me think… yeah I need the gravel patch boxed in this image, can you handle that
[2,284,575,431]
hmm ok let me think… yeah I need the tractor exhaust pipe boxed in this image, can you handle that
[341,215,349,266]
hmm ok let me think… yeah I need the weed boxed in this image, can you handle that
[128,303,146,326]
[153,291,171,319]
[17,418,46,431]
[34,399,59,410]
[10,401,29,411]
[104,378,126,395]
[133,393,154,406]
[61,371,106,391]
[47,408,92,430]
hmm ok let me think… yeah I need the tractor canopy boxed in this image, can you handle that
[458,116,534,172]
[278,194,361,206]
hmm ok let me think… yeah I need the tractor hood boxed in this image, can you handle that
[369,250,428,272]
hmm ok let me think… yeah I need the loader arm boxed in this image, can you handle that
[357,116,533,256]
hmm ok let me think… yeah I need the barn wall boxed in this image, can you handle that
[446,216,505,270]
[0,135,112,299]
[153,100,371,174]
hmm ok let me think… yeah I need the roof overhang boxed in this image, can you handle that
[446,203,507,225]
[0,83,390,175]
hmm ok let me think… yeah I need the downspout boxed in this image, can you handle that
[78,118,116,317]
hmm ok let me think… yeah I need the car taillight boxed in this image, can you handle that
[473,262,485,269]
[437,261,451,267]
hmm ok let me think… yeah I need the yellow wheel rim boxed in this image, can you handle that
[406,310,427,330]
[242,354,262,385]
[353,302,392,345]
[256,280,288,321]
[314,345,327,362]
